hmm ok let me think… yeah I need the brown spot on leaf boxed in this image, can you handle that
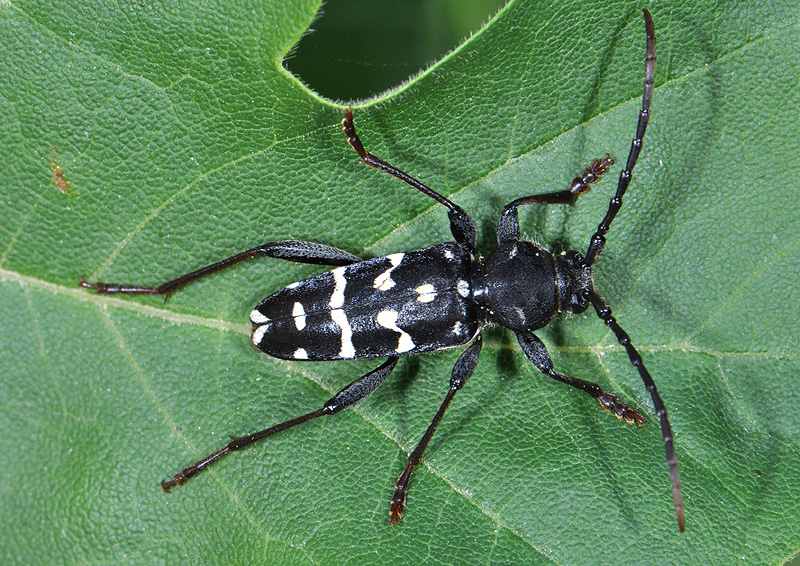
[50,149,70,194]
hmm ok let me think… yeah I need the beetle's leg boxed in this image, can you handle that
[496,155,614,245]
[342,109,477,251]
[389,334,483,524]
[588,291,684,532]
[161,357,398,492]
[585,9,656,265]
[515,331,645,425]
[80,240,362,298]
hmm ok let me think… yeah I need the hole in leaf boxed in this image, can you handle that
[285,0,506,101]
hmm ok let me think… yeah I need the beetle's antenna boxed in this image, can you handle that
[588,290,684,532]
[585,9,655,265]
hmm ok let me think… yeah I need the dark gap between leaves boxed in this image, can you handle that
[284,0,506,101]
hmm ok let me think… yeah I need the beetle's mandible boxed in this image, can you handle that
[81,9,684,532]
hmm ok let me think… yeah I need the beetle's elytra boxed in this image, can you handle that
[81,9,684,532]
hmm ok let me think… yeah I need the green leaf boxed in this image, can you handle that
[2,1,799,565]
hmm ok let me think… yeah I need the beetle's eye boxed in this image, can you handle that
[570,290,591,312]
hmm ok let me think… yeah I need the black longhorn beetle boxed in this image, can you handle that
[81,9,684,532]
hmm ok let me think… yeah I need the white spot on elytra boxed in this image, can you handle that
[415,283,437,303]
[329,267,347,308]
[251,324,268,346]
[293,302,306,330]
[509,244,518,258]
[376,310,415,353]
[250,309,269,324]
[331,309,355,358]
[452,321,463,335]
[457,279,470,298]
[373,253,404,291]
[293,348,308,360]
[286,282,300,289]
[443,248,455,260]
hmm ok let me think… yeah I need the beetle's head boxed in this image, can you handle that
[555,250,593,313]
